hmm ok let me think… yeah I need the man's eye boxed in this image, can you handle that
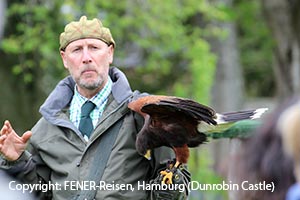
[91,46,99,50]
[72,47,82,52]
[72,48,81,52]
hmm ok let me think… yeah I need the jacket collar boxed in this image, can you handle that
[39,67,133,125]
[109,67,133,104]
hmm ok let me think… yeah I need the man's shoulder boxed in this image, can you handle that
[130,90,149,102]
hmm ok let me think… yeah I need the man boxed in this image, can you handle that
[0,16,189,199]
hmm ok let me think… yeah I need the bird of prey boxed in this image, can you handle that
[128,95,268,184]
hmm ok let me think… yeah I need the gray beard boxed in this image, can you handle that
[78,77,104,90]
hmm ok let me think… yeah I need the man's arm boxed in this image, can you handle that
[0,120,52,199]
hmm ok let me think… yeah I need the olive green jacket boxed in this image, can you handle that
[0,67,174,200]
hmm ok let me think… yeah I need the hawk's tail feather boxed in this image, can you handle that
[207,119,262,139]
[216,108,268,124]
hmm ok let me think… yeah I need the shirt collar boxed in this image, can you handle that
[73,77,113,109]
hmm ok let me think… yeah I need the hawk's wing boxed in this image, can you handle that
[141,97,217,126]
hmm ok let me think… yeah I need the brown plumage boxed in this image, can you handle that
[128,95,267,184]
[128,95,216,166]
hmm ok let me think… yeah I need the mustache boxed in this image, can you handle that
[80,65,96,74]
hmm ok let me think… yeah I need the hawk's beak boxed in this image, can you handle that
[144,150,151,160]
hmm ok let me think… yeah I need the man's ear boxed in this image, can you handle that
[108,45,114,64]
[60,50,68,69]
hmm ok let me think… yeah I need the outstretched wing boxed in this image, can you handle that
[141,97,217,127]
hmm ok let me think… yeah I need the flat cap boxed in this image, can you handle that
[59,16,115,50]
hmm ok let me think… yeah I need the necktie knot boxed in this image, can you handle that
[81,101,96,117]
[79,101,96,138]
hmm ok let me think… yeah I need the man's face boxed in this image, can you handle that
[60,38,114,95]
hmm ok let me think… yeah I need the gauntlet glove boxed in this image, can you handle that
[150,160,191,200]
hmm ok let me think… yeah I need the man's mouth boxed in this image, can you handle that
[82,69,95,75]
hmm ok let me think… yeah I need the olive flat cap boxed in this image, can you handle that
[59,16,115,50]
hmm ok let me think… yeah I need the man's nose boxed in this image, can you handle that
[82,48,92,64]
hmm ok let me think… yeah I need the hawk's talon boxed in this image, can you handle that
[160,170,173,184]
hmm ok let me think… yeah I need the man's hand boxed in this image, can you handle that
[150,160,191,200]
[0,120,32,161]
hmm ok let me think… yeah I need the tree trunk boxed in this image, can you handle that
[209,1,244,200]
[0,0,6,40]
[262,0,300,100]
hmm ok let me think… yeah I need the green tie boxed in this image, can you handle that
[79,101,96,138]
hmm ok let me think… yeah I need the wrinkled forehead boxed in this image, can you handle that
[66,38,108,49]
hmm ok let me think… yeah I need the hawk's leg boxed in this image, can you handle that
[160,161,181,184]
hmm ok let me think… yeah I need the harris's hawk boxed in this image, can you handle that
[128,95,268,184]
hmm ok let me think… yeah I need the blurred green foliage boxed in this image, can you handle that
[1,1,65,86]
[234,0,275,97]
[1,0,229,97]
[189,148,228,200]
[1,0,274,96]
